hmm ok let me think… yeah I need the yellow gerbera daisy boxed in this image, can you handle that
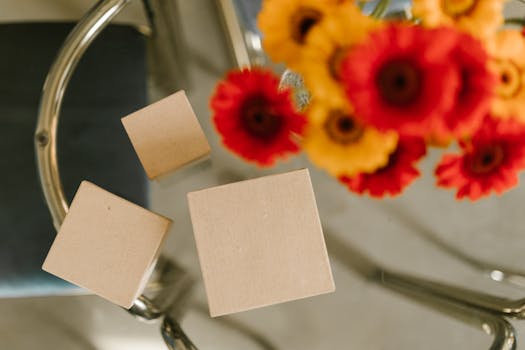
[303,99,398,176]
[298,2,381,105]
[488,30,525,122]
[258,0,341,69]
[412,0,504,39]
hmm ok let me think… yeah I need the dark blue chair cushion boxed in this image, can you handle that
[0,23,148,296]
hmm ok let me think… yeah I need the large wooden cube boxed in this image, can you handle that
[187,169,335,317]
[43,181,171,308]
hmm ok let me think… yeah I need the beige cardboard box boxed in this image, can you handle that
[187,169,335,317]
[43,181,171,308]
[122,91,211,180]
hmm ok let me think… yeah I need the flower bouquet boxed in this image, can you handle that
[210,0,525,201]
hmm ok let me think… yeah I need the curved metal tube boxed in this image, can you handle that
[381,272,525,319]
[35,0,130,230]
[33,0,196,348]
[161,317,199,350]
[326,232,518,350]
[128,295,164,322]
[384,275,517,350]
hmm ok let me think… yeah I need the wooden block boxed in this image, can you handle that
[42,181,171,308]
[187,169,335,317]
[121,90,211,180]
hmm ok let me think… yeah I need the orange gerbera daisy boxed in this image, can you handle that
[412,0,504,39]
[435,116,525,200]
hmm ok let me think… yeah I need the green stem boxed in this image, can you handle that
[370,0,391,19]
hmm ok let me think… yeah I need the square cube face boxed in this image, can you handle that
[187,169,335,317]
[121,90,211,180]
[42,181,171,308]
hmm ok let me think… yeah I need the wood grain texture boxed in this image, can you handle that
[187,169,335,317]
[121,90,211,180]
[42,181,171,308]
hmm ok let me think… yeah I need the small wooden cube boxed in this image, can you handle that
[121,90,211,180]
[43,181,171,308]
[187,169,335,317]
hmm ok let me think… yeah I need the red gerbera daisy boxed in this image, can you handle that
[436,116,525,200]
[340,24,460,138]
[442,31,496,137]
[339,136,426,198]
[211,68,306,166]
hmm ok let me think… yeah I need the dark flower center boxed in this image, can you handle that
[458,69,470,99]
[377,59,422,107]
[495,60,521,98]
[324,110,364,145]
[241,97,283,140]
[328,47,349,81]
[470,144,505,175]
[291,8,322,44]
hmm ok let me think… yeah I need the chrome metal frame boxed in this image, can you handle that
[35,0,130,231]
[34,0,196,348]
[326,233,517,350]
[216,0,253,69]
[34,0,524,349]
